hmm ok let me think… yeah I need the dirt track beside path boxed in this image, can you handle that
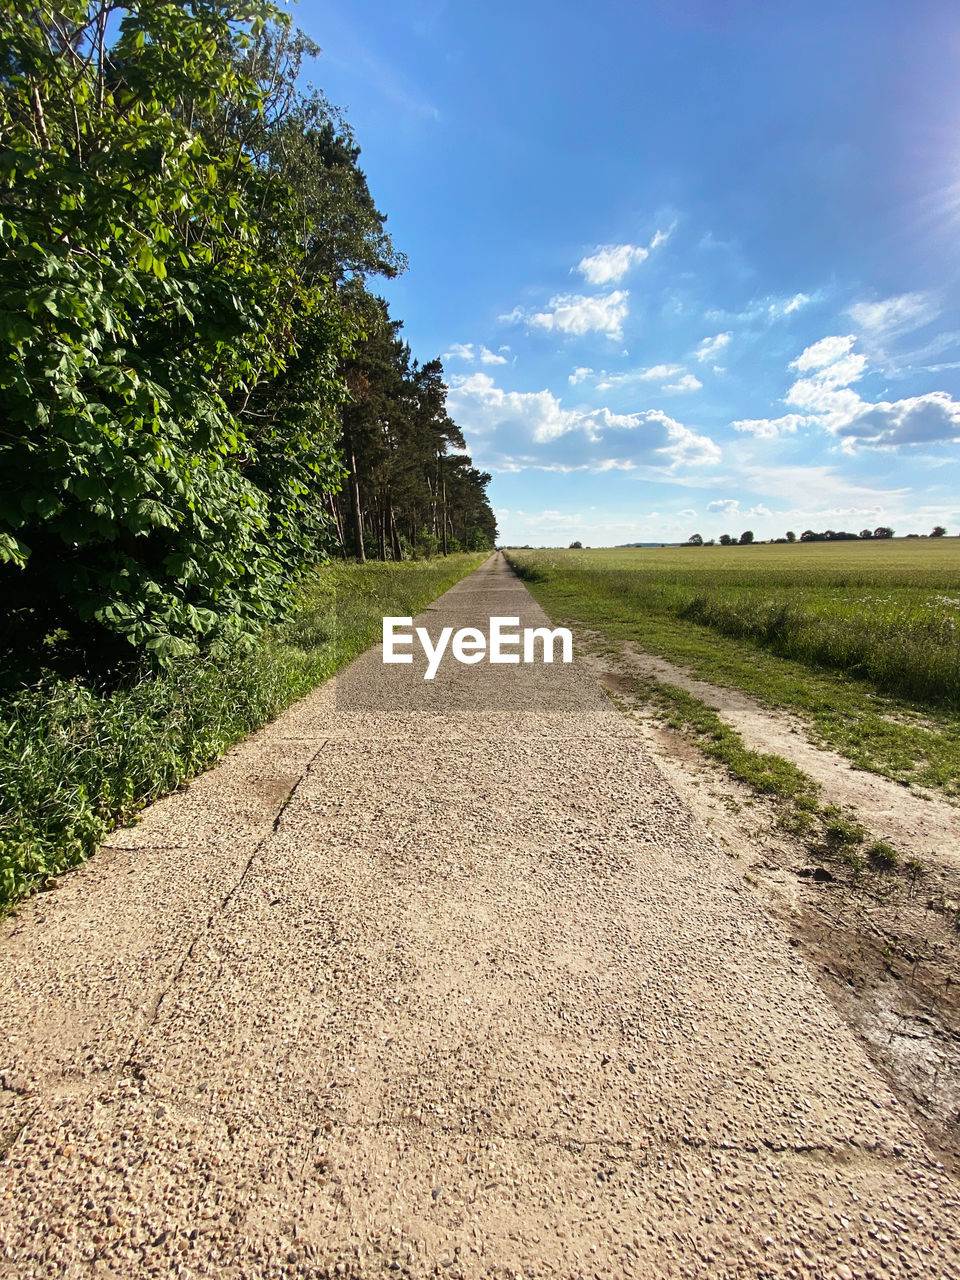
[585,641,960,874]
[2,554,958,1279]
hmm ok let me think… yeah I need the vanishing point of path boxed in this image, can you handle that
[1,555,958,1279]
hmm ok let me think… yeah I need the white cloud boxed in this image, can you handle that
[447,371,721,471]
[694,332,731,364]
[576,245,648,285]
[707,498,740,515]
[846,292,939,340]
[732,413,810,439]
[662,373,703,394]
[786,356,869,415]
[479,346,507,365]
[442,342,508,366]
[568,366,594,385]
[450,372,578,442]
[585,363,694,392]
[831,392,960,448]
[443,342,475,361]
[790,335,856,372]
[519,291,630,340]
[707,292,812,327]
[774,334,960,451]
[678,508,697,519]
[778,293,810,316]
[575,226,672,285]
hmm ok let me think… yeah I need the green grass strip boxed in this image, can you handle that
[0,554,484,911]
[507,554,960,797]
[625,674,918,878]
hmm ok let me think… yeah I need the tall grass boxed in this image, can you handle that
[0,555,484,910]
[507,543,960,709]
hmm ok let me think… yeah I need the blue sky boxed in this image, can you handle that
[298,0,960,545]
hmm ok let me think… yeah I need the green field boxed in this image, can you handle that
[505,540,960,796]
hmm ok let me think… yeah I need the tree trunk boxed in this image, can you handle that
[328,493,345,555]
[440,465,448,556]
[348,450,365,562]
[389,501,402,560]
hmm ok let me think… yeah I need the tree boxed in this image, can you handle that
[859,529,873,539]
[333,304,496,560]
[873,526,895,539]
[785,530,796,543]
[0,0,352,662]
[931,526,947,537]
[687,533,704,546]
[569,540,583,549]
[719,533,734,546]
[739,530,754,544]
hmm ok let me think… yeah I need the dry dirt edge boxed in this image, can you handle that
[1,553,959,1280]
[575,632,960,1180]
[580,636,960,874]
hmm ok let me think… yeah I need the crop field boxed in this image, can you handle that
[505,540,960,795]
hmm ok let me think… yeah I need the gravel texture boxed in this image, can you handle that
[1,553,958,1279]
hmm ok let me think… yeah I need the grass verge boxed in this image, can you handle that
[0,554,485,912]
[625,674,921,880]
[506,550,960,797]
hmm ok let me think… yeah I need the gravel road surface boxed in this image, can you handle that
[1,554,958,1279]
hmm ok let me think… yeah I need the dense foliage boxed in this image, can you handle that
[0,555,483,907]
[0,2,497,907]
[0,0,495,672]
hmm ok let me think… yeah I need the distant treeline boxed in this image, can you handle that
[0,0,495,668]
[686,526,949,546]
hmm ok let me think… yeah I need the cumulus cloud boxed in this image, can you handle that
[503,292,630,340]
[732,413,809,439]
[533,292,630,339]
[479,346,508,365]
[778,334,960,451]
[568,366,594,385]
[663,373,703,393]
[447,372,721,472]
[575,226,672,285]
[832,392,960,448]
[442,342,508,365]
[707,498,740,515]
[694,332,731,364]
[576,245,649,285]
[443,342,475,361]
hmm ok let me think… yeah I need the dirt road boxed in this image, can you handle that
[1,555,957,1278]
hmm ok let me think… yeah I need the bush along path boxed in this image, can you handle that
[1,555,958,1279]
[0,556,484,911]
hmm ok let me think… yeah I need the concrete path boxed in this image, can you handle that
[1,555,957,1279]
